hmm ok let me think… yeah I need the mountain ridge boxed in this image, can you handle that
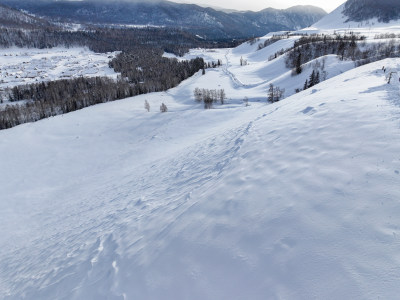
[306,0,400,31]
[0,0,326,38]
[0,3,54,29]
[343,0,400,23]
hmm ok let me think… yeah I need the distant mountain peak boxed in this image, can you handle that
[285,5,326,14]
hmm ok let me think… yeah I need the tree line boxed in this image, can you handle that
[0,54,205,129]
[110,50,205,91]
[282,34,400,71]
[0,26,242,56]
[257,34,289,51]
[0,23,242,129]
[284,34,366,72]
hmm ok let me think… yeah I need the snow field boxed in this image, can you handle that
[2,14,400,298]
[1,42,400,298]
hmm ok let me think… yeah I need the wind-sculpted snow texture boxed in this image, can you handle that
[2,27,400,299]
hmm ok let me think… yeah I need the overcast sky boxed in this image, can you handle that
[172,0,347,12]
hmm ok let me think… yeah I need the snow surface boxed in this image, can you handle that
[172,37,355,100]
[302,4,400,35]
[1,32,400,298]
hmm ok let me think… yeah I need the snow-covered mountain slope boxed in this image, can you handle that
[306,3,400,33]
[1,34,400,299]
[0,0,326,39]
[0,3,53,29]
[343,0,400,24]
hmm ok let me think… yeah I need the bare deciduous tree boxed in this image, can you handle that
[160,103,168,112]
[144,100,150,112]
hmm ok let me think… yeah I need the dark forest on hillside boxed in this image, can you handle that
[0,26,241,56]
[343,0,400,23]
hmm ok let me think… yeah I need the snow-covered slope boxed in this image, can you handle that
[0,3,52,29]
[1,37,400,299]
[306,3,400,33]
[178,35,355,99]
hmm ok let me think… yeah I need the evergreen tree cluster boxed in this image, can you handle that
[303,70,320,90]
[0,26,241,56]
[109,50,205,92]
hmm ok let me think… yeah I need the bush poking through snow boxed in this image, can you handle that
[160,103,168,113]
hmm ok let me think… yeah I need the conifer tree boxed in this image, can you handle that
[308,70,316,88]
[303,79,308,90]
[315,71,320,85]
[295,51,302,74]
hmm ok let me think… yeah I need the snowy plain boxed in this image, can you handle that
[1,12,400,299]
[0,47,118,105]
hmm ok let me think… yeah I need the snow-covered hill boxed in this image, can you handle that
[1,30,400,299]
[305,3,400,33]
[174,35,356,100]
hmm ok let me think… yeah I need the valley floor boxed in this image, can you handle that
[1,44,400,299]
[0,47,118,107]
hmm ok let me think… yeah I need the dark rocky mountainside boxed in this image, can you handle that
[343,0,400,23]
[0,0,326,38]
[0,3,53,29]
